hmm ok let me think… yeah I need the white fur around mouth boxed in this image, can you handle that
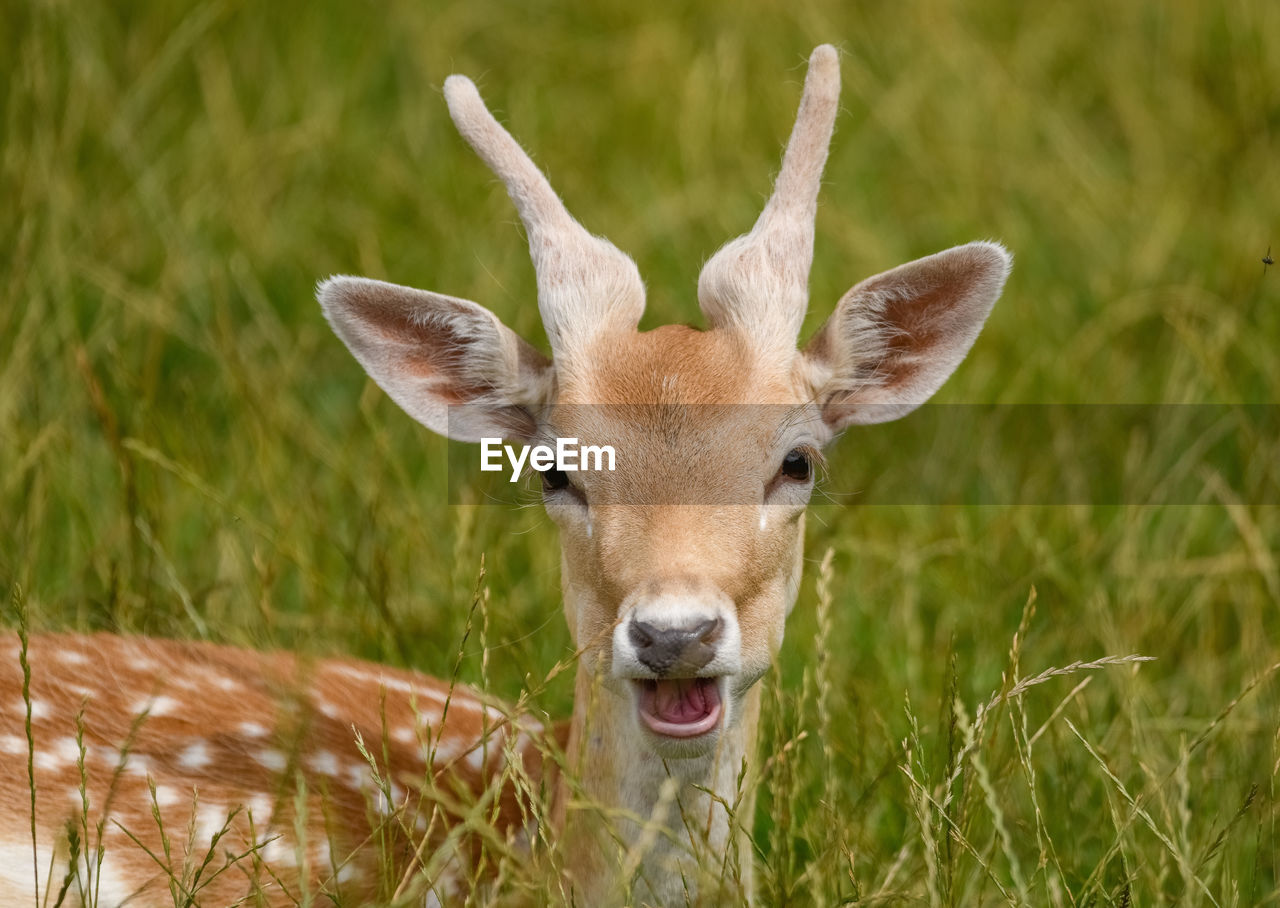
[634,677,723,738]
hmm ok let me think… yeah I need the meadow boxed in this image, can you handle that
[2,0,1279,903]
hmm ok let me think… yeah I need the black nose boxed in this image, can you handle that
[628,617,721,676]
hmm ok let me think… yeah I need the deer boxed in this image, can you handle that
[1,45,1010,906]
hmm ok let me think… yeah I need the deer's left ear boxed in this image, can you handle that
[802,241,1011,431]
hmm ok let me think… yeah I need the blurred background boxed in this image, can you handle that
[2,0,1277,902]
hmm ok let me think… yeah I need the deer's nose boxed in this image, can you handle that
[627,618,721,676]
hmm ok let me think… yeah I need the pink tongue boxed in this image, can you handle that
[650,678,717,723]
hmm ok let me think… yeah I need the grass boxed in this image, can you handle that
[2,0,1278,903]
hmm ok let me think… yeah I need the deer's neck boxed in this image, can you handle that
[555,665,760,905]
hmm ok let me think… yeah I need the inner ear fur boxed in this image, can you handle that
[803,241,1011,430]
[318,276,553,442]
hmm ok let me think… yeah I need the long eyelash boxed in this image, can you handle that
[795,443,826,471]
[771,405,827,450]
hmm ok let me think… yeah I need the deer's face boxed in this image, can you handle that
[318,45,1010,760]
[542,326,818,755]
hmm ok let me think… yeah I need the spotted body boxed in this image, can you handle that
[0,633,550,906]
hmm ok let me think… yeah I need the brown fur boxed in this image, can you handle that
[0,633,555,905]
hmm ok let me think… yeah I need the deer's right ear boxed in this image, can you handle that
[319,276,554,442]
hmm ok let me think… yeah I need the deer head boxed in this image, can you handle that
[319,44,1009,900]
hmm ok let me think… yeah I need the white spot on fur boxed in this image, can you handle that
[263,838,299,867]
[178,740,211,769]
[90,744,119,766]
[393,726,416,745]
[431,737,463,763]
[332,664,450,705]
[0,844,52,898]
[194,803,229,842]
[316,700,341,719]
[0,734,25,755]
[58,649,88,666]
[34,752,64,772]
[131,695,182,717]
[0,845,131,906]
[336,862,361,883]
[19,699,49,719]
[214,676,240,692]
[304,750,340,777]
[238,721,269,738]
[254,748,287,772]
[509,731,533,767]
[464,747,485,772]
[246,794,273,822]
[53,737,81,763]
[86,850,137,905]
[153,784,181,808]
[345,764,369,792]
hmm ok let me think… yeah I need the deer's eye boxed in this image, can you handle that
[540,467,571,493]
[780,449,812,482]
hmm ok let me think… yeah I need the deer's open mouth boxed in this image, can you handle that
[635,677,723,738]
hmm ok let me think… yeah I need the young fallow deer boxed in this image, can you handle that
[2,45,1009,906]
